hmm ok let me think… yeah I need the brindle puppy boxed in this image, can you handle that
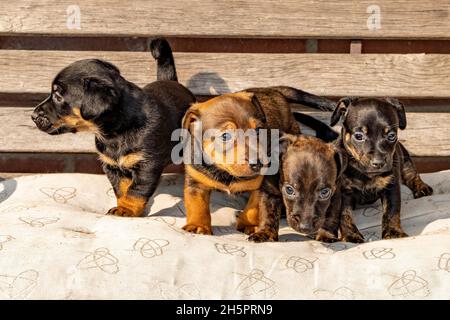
[181,88,335,236]
[330,97,433,241]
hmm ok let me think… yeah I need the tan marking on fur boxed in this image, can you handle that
[59,107,100,133]
[344,133,361,161]
[183,177,212,234]
[98,152,144,169]
[371,175,393,190]
[237,190,260,231]
[118,152,145,168]
[202,132,257,178]
[98,153,117,167]
[116,178,147,217]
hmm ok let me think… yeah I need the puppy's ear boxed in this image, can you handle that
[332,147,347,180]
[182,104,201,132]
[385,97,407,130]
[80,77,120,120]
[279,133,297,155]
[250,94,267,124]
[330,97,356,126]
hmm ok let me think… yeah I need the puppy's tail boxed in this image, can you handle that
[149,38,178,82]
[271,86,336,111]
[293,112,339,142]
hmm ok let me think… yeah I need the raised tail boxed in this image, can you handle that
[271,86,336,111]
[149,38,178,81]
[293,112,339,142]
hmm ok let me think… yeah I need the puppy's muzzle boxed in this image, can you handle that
[31,110,53,132]
[249,159,263,172]
[369,157,386,170]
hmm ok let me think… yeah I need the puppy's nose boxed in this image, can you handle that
[299,222,313,231]
[370,158,385,169]
[250,160,262,172]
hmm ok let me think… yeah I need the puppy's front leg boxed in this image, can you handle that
[247,190,281,243]
[381,180,408,239]
[106,164,164,217]
[236,190,260,235]
[182,174,212,235]
[315,191,341,243]
[339,191,365,243]
[398,143,433,199]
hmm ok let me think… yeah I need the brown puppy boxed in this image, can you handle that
[330,97,433,241]
[248,134,346,243]
[180,87,335,235]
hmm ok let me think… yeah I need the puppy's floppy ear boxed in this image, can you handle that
[80,77,120,120]
[385,97,407,130]
[332,146,347,180]
[330,97,357,126]
[250,94,267,124]
[279,133,297,155]
[182,104,201,132]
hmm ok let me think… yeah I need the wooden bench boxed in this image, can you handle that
[1,0,449,175]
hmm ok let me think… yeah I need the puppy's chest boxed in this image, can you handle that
[342,173,393,195]
[96,140,144,170]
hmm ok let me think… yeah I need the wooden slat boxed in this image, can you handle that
[1,107,449,157]
[303,112,450,157]
[1,1,449,39]
[1,108,94,153]
[2,50,450,98]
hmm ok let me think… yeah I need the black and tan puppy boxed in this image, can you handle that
[31,39,195,217]
[330,97,433,241]
[181,87,335,235]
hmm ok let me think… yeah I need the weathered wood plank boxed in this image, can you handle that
[0,107,94,153]
[2,50,450,98]
[1,108,449,156]
[1,1,449,39]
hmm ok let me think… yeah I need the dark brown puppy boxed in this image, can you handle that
[181,87,335,235]
[31,39,195,217]
[330,97,433,241]
[280,135,345,242]
[247,134,346,243]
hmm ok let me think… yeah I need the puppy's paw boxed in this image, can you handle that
[182,224,212,235]
[107,206,139,217]
[236,221,258,235]
[247,230,277,243]
[315,229,338,243]
[382,227,408,239]
[413,183,433,199]
[341,230,365,243]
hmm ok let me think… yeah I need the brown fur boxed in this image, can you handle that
[182,89,301,235]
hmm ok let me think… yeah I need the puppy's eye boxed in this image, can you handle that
[53,92,64,103]
[221,132,232,142]
[319,187,332,200]
[387,132,397,142]
[284,184,295,196]
[353,132,365,142]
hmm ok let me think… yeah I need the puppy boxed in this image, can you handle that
[31,39,196,217]
[243,112,345,243]
[330,97,433,240]
[180,87,335,235]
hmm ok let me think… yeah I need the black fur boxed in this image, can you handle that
[31,39,195,216]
